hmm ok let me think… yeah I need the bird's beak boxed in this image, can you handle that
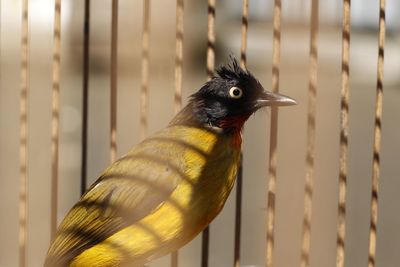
[256,90,297,108]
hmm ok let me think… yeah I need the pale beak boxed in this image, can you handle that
[256,90,297,108]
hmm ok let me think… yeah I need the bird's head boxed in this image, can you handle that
[189,57,296,132]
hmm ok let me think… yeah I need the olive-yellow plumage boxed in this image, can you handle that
[45,58,295,266]
[71,126,239,266]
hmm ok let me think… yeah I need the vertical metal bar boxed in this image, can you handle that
[205,0,215,81]
[300,0,319,266]
[19,0,29,266]
[0,1,3,75]
[140,0,150,140]
[239,0,248,69]
[174,0,184,115]
[171,0,184,265]
[234,1,248,267]
[171,252,178,267]
[201,1,215,266]
[336,1,351,267]
[201,227,210,267]
[234,157,244,267]
[266,0,281,266]
[110,0,118,163]
[368,1,386,266]
[50,0,62,241]
[81,0,90,195]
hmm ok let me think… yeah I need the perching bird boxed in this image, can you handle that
[44,57,296,267]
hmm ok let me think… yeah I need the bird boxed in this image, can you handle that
[44,57,296,267]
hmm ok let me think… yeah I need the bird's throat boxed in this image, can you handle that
[217,115,249,149]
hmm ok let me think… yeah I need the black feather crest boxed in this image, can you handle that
[216,56,253,81]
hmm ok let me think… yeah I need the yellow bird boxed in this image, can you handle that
[44,58,295,267]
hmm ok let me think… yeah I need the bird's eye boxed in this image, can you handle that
[228,87,243,99]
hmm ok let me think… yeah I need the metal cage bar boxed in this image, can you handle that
[266,0,281,266]
[171,0,184,266]
[336,1,351,266]
[233,1,248,267]
[140,0,151,141]
[300,0,319,266]
[19,0,29,266]
[110,0,118,163]
[174,0,184,115]
[201,1,216,266]
[50,0,62,241]
[80,0,90,195]
[367,1,386,266]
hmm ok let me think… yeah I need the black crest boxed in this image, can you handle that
[216,56,254,82]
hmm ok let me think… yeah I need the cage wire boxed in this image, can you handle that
[336,1,350,267]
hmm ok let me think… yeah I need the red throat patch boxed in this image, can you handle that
[218,115,250,150]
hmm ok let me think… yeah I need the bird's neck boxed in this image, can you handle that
[215,115,248,149]
[170,103,247,150]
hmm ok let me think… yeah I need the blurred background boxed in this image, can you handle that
[1,0,400,266]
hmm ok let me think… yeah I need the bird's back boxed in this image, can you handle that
[45,124,240,266]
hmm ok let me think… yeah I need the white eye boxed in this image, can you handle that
[229,87,243,99]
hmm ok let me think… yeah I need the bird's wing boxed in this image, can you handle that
[45,130,187,266]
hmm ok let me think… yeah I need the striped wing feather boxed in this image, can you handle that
[45,128,187,266]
